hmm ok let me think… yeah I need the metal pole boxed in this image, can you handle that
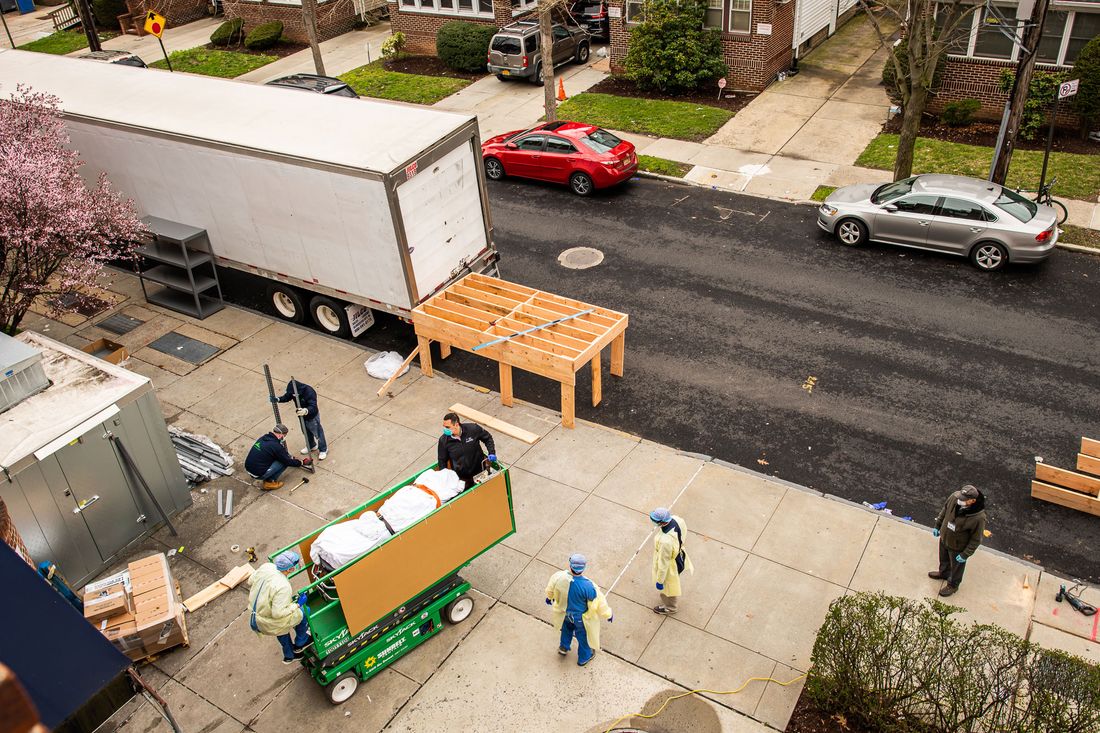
[290,377,313,463]
[0,10,14,48]
[1037,92,1058,192]
[158,36,173,71]
[74,0,102,52]
[264,364,282,424]
[111,435,178,536]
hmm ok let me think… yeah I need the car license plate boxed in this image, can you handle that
[501,70,510,75]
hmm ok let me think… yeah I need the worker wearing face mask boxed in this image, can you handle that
[928,484,987,597]
[544,554,613,667]
[436,411,497,489]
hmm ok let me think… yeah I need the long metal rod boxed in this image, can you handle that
[111,436,178,536]
[264,364,281,424]
[290,377,314,471]
[472,309,596,352]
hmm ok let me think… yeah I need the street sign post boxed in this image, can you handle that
[1058,79,1079,100]
[145,11,173,71]
[1039,78,1078,192]
[717,76,727,101]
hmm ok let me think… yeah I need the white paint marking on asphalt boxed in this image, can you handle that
[671,195,690,207]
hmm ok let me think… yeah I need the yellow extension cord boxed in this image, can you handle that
[601,672,808,733]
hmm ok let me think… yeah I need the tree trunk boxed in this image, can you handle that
[539,9,556,122]
[894,85,928,180]
[75,0,101,52]
[301,0,326,76]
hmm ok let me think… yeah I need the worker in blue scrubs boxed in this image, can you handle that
[545,553,613,666]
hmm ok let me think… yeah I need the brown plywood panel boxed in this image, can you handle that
[1077,453,1100,477]
[333,471,514,636]
[1081,437,1100,459]
[1035,463,1100,497]
[1031,480,1100,516]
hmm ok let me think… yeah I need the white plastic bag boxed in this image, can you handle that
[365,351,409,380]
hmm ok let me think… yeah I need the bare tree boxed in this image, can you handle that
[302,0,327,76]
[860,0,980,180]
[538,0,571,122]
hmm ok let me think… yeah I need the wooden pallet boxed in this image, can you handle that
[412,274,628,428]
[1031,437,1100,515]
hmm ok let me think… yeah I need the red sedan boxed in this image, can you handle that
[481,120,637,196]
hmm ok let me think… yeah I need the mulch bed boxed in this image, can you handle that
[883,114,1100,156]
[212,41,309,60]
[786,693,879,733]
[587,74,755,113]
[382,55,485,81]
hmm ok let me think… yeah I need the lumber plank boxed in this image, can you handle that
[610,333,625,377]
[561,382,575,429]
[440,343,452,360]
[511,308,602,342]
[1031,480,1100,516]
[465,273,538,299]
[418,336,433,378]
[444,290,515,317]
[535,292,621,325]
[423,303,491,331]
[1078,452,1100,476]
[530,297,616,329]
[452,283,524,310]
[449,402,538,444]
[499,363,513,407]
[183,564,254,612]
[1035,463,1100,496]
[1082,437,1100,459]
[375,346,420,397]
[435,295,501,322]
[498,315,590,351]
[591,351,602,407]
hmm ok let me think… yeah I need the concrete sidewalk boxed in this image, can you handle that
[17,272,1097,733]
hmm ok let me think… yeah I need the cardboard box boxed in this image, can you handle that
[81,338,128,365]
[128,555,163,573]
[84,588,129,623]
[103,622,137,642]
[98,611,136,633]
[131,573,166,597]
[95,552,189,662]
[83,569,130,596]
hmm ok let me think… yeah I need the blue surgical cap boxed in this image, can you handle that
[274,550,300,571]
[650,507,671,524]
[568,553,587,573]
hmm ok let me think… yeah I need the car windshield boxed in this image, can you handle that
[870,177,916,204]
[992,187,1038,222]
[578,129,622,154]
[491,36,522,54]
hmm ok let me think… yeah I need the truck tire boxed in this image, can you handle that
[309,295,351,338]
[444,594,474,624]
[267,283,305,323]
[327,672,358,704]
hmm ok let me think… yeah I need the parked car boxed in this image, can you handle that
[570,0,610,38]
[817,174,1058,271]
[487,20,590,85]
[481,120,637,196]
[265,74,359,98]
[78,50,147,68]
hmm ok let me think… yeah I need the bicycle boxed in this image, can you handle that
[1017,177,1069,225]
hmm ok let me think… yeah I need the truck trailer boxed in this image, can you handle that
[0,50,499,338]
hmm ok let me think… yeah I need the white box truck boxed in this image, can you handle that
[0,50,499,338]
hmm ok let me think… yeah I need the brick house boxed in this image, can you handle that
[223,0,368,44]
[387,0,537,54]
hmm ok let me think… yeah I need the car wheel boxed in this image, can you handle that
[533,64,544,86]
[496,74,508,82]
[267,283,305,323]
[575,43,590,64]
[970,241,1008,272]
[309,295,351,338]
[569,172,594,196]
[834,218,868,247]
[484,157,505,181]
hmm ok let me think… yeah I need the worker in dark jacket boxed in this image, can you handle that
[272,379,327,460]
[437,412,496,488]
[928,484,987,597]
[245,424,312,490]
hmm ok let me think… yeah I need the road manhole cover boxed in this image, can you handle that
[558,247,604,270]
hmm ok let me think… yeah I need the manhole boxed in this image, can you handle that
[97,313,145,335]
[148,331,220,364]
[558,247,604,270]
[49,292,111,318]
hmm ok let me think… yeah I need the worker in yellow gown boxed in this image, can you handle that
[650,507,694,615]
[544,553,613,666]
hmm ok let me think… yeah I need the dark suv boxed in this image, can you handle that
[487,20,591,85]
[265,74,359,98]
[570,1,609,39]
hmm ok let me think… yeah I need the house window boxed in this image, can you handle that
[1065,11,1100,64]
[511,0,537,12]
[934,4,972,54]
[626,0,644,22]
[729,0,750,33]
[704,0,722,29]
[1036,11,1067,63]
[973,5,1018,60]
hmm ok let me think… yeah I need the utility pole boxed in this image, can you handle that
[538,5,557,122]
[301,0,326,75]
[74,0,103,52]
[989,0,1049,183]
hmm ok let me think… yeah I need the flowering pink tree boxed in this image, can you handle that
[0,85,142,336]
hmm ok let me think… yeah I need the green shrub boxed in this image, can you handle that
[623,0,726,92]
[436,22,496,73]
[91,0,127,30]
[244,21,284,51]
[941,98,981,126]
[882,43,946,108]
[1072,37,1100,136]
[210,18,244,47]
[382,30,406,60]
[998,68,1068,141]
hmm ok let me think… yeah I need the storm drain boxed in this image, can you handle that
[49,292,111,318]
[148,331,220,364]
[558,247,604,270]
[97,313,145,335]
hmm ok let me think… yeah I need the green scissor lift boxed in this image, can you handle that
[271,462,515,704]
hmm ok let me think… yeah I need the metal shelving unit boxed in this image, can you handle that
[137,216,225,319]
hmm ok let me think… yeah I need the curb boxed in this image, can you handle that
[635,171,1099,257]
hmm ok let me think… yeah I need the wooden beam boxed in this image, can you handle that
[1078,452,1100,476]
[1082,437,1100,459]
[512,307,602,341]
[183,564,253,612]
[465,273,538,300]
[610,333,625,377]
[417,336,433,378]
[561,382,575,429]
[499,363,513,407]
[591,351,602,407]
[452,284,525,310]
[375,346,420,397]
[498,315,590,351]
[527,299,611,333]
[440,343,452,360]
[423,303,491,331]
[449,402,539,444]
[435,295,501,323]
[1032,480,1100,516]
[535,292,621,326]
[1035,463,1100,497]
[445,290,515,317]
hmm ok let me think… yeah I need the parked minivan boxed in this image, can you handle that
[487,20,591,85]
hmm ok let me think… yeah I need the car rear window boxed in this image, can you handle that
[871,177,916,204]
[525,35,538,53]
[578,129,622,154]
[992,187,1038,222]
[576,3,602,14]
[492,36,522,54]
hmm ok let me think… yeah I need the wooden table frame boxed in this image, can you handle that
[411,273,629,428]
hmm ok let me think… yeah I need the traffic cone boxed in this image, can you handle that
[557,77,567,102]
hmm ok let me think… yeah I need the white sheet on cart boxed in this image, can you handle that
[378,468,464,532]
[310,511,391,570]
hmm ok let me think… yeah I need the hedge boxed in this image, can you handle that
[244,21,283,51]
[210,18,244,47]
[436,21,496,73]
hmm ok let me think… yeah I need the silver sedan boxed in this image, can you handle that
[817,174,1059,271]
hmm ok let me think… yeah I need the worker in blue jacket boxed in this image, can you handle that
[245,424,311,490]
[272,379,327,460]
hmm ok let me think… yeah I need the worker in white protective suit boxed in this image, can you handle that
[544,554,613,666]
[247,550,311,664]
[650,507,694,615]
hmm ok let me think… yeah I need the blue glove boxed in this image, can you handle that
[488,454,497,463]
[656,582,664,591]
[269,395,277,403]
[297,592,307,606]
[932,528,940,537]
[545,597,552,606]
[955,554,967,563]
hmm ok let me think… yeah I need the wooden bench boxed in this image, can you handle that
[47,2,81,31]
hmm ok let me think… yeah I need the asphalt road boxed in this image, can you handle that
[220,177,1100,581]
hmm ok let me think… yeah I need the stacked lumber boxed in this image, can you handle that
[1031,437,1100,516]
[182,564,253,612]
[169,427,233,483]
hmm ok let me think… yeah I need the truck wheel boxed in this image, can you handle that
[309,295,351,338]
[267,283,305,323]
[327,672,358,705]
[444,594,474,624]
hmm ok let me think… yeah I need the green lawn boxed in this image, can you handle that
[19,31,89,55]
[1061,225,1100,250]
[339,62,469,105]
[556,93,733,142]
[811,185,837,202]
[636,154,692,178]
[856,134,1100,202]
[150,47,276,78]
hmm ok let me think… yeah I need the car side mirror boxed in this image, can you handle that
[883,204,898,213]
[506,142,518,150]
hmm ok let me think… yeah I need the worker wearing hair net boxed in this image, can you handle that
[247,550,311,664]
[544,553,613,666]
